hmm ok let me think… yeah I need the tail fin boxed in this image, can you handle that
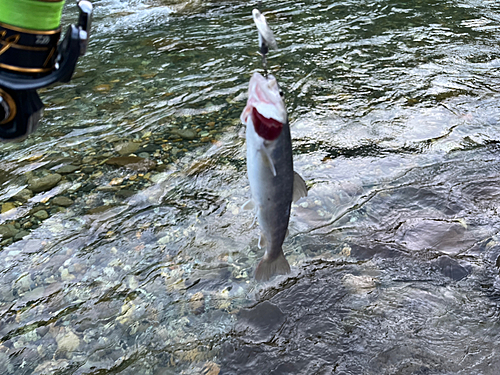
[255,250,291,281]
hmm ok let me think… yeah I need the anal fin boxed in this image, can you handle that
[258,233,267,249]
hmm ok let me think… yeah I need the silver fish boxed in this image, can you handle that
[241,72,307,281]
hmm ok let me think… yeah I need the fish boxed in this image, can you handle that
[241,72,307,281]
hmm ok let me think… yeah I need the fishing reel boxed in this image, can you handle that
[0,0,92,141]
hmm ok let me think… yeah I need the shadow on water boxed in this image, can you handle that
[1,0,500,373]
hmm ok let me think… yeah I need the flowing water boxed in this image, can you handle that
[1,0,500,373]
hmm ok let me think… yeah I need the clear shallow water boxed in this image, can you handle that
[1,0,500,373]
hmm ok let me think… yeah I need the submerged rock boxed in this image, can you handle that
[87,205,114,215]
[56,165,80,174]
[51,196,74,207]
[0,224,18,239]
[93,83,111,93]
[14,230,29,241]
[115,141,141,156]
[33,210,49,220]
[189,292,205,315]
[172,128,197,140]
[13,188,33,202]
[1,202,16,213]
[28,174,62,193]
[12,273,32,295]
[202,361,220,375]
[342,274,377,293]
[234,301,285,343]
[105,156,156,171]
[55,328,80,354]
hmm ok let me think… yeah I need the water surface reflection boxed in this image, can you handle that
[1,0,500,373]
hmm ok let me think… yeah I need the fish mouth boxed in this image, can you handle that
[240,72,287,140]
[251,106,283,141]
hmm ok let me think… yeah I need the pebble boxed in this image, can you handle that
[57,165,79,174]
[87,205,113,215]
[1,202,16,213]
[172,128,197,140]
[96,186,119,192]
[115,141,141,156]
[72,264,86,275]
[81,182,97,193]
[28,174,62,193]
[56,328,80,353]
[93,84,111,93]
[33,210,49,220]
[14,230,29,241]
[202,361,220,375]
[0,224,19,239]
[13,273,32,295]
[0,88,236,371]
[342,274,377,293]
[110,177,124,186]
[37,326,50,338]
[105,156,156,171]
[51,196,74,207]
[189,292,205,315]
[24,329,39,343]
[82,156,93,164]
[60,268,76,281]
[13,188,33,202]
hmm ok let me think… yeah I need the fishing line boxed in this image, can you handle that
[0,0,65,30]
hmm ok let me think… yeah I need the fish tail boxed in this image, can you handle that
[255,250,291,281]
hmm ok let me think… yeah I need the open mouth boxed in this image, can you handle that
[251,106,283,141]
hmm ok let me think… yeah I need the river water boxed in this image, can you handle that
[1,0,500,374]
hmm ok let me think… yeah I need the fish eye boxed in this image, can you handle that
[279,90,284,97]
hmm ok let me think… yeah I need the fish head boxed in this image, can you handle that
[240,72,287,141]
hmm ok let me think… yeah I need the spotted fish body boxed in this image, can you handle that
[241,72,306,281]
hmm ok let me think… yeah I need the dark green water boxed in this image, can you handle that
[1,0,500,373]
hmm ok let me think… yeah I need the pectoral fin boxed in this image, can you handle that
[242,200,255,210]
[260,145,277,177]
[293,172,308,202]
